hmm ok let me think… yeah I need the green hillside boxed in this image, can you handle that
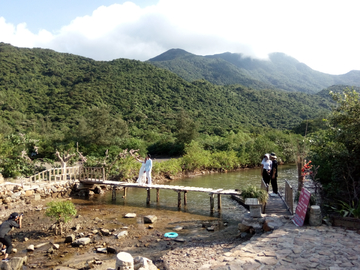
[149,49,274,90]
[148,49,360,94]
[0,43,333,142]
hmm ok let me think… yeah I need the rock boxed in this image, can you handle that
[11,248,17,253]
[263,220,273,232]
[100,228,110,236]
[238,223,251,232]
[116,231,128,239]
[143,215,157,224]
[72,224,81,231]
[34,194,41,201]
[24,237,29,242]
[174,238,185,242]
[173,226,183,231]
[124,213,136,218]
[47,247,54,254]
[72,237,91,247]
[240,232,249,238]
[107,246,117,254]
[92,229,99,234]
[147,225,154,229]
[51,243,60,250]
[134,256,158,270]
[116,252,134,270]
[206,226,215,231]
[35,242,49,249]
[94,186,104,194]
[64,234,75,243]
[4,197,12,204]
[27,245,35,251]
[96,247,107,253]
[0,256,27,270]
[25,190,33,197]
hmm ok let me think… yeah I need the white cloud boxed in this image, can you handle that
[1,0,360,74]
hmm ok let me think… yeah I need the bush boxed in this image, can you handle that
[45,201,77,223]
[152,158,183,176]
[210,150,239,170]
[241,184,268,204]
[182,141,211,171]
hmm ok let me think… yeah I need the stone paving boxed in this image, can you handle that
[162,215,360,270]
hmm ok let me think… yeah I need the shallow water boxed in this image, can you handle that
[72,164,297,225]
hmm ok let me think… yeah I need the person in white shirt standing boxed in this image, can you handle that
[261,153,272,185]
[144,154,153,185]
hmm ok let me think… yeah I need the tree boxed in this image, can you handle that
[309,88,360,210]
[45,200,77,235]
[175,111,198,146]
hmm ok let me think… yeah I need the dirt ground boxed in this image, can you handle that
[1,194,248,270]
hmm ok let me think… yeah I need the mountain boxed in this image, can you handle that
[148,49,360,94]
[0,43,333,140]
[148,49,274,90]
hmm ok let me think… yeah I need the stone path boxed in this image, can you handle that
[162,215,360,270]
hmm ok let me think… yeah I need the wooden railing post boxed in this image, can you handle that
[177,191,181,208]
[146,189,151,205]
[210,194,214,212]
[156,189,160,202]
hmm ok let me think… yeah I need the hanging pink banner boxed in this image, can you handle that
[292,187,311,226]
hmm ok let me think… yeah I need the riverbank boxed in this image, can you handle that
[0,193,249,269]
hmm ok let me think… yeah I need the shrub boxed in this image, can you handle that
[241,184,268,204]
[210,150,239,170]
[182,141,211,171]
[152,158,183,176]
[45,201,77,224]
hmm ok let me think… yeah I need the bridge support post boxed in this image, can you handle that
[218,194,222,210]
[112,186,116,201]
[156,189,160,202]
[184,191,187,205]
[123,187,127,198]
[146,189,151,205]
[177,191,181,208]
[210,194,214,212]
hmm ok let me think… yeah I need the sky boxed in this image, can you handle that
[0,0,359,75]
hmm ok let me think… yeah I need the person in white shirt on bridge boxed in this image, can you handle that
[144,154,153,185]
[261,153,272,185]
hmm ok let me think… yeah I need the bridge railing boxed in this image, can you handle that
[23,166,81,187]
[284,180,294,214]
[79,167,105,182]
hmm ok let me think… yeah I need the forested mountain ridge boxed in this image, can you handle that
[0,43,333,141]
[148,49,360,94]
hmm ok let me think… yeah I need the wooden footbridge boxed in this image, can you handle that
[81,178,242,212]
[22,166,293,214]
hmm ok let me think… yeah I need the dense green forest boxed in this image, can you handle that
[0,43,344,179]
[0,42,333,137]
[149,49,360,94]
